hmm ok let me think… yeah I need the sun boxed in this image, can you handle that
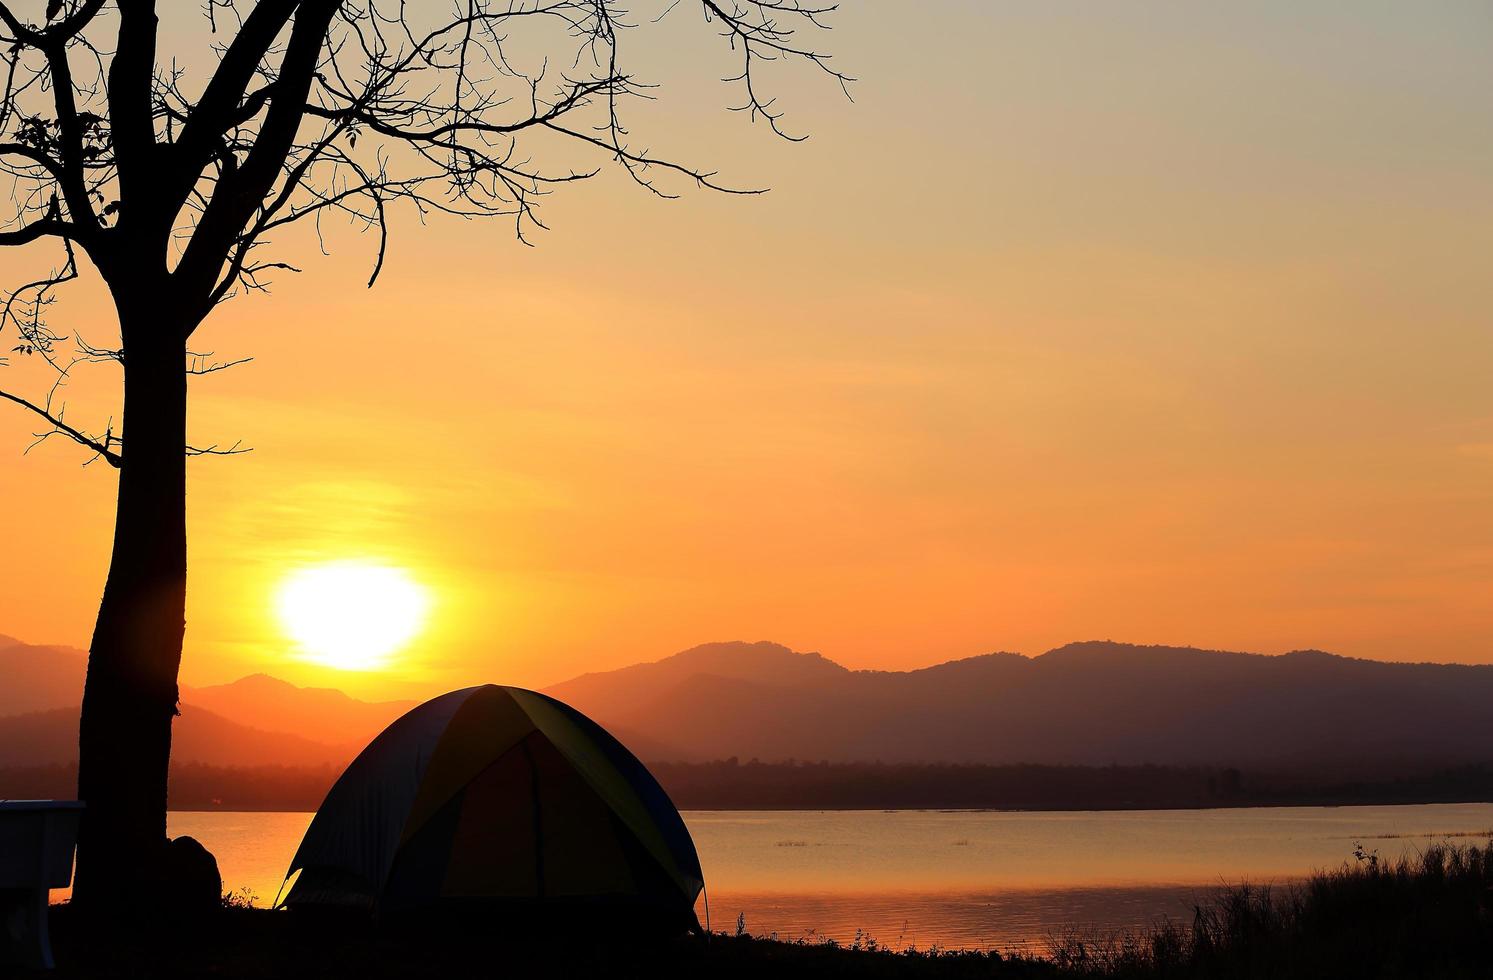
[275,561,430,670]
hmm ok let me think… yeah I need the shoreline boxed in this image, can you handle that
[161,798,1493,815]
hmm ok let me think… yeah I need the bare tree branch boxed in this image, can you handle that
[184,440,250,457]
[0,0,849,460]
[0,214,78,244]
[107,0,162,213]
[0,384,121,466]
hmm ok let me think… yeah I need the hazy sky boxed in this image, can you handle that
[2,1,1490,697]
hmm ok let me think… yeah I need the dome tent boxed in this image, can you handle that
[280,685,703,932]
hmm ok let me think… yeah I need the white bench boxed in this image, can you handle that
[0,801,84,971]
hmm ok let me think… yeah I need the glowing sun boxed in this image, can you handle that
[275,561,430,670]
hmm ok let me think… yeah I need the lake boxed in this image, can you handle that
[55,803,1493,952]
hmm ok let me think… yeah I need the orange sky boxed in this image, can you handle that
[2,2,1491,699]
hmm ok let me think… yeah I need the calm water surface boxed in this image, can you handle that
[56,803,1493,951]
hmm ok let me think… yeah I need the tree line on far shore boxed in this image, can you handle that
[4,759,1492,813]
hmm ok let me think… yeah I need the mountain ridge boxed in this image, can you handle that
[182,673,417,748]
[542,640,1493,773]
[5,635,1493,774]
[0,704,352,768]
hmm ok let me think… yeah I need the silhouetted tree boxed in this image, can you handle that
[0,0,846,906]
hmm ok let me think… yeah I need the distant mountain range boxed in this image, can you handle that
[544,640,1493,774]
[0,634,413,767]
[0,705,347,768]
[5,634,1493,776]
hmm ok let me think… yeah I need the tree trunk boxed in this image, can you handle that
[72,332,187,909]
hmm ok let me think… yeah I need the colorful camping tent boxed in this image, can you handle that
[280,685,703,930]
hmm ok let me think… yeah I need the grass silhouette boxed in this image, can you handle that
[1042,840,1493,977]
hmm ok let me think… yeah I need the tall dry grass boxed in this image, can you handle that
[1044,840,1493,978]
